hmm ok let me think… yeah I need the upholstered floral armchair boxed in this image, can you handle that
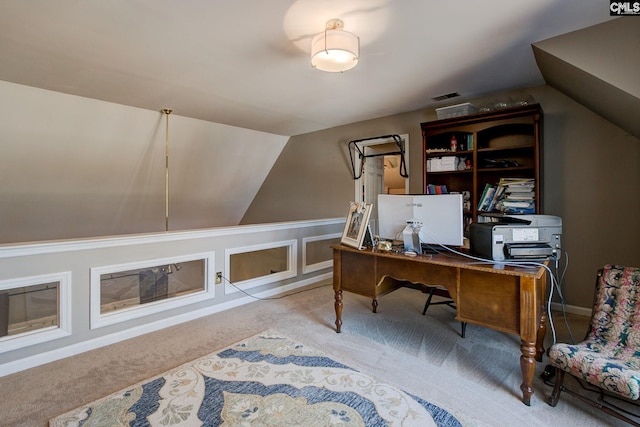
[547,264,640,424]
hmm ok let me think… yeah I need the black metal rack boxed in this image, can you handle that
[348,134,408,180]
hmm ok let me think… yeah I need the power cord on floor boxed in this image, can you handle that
[219,275,330,300]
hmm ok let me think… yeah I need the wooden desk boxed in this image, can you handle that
[331,244,548,406]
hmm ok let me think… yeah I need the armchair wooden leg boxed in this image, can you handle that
[548,368,565,407]
[547,370,640,426]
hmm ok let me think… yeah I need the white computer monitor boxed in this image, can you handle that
[377,194,464,246]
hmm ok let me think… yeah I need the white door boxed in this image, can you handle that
[354,134,409,236]
[363,154,384,234]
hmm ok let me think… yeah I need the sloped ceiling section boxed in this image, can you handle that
[533,18,640,139]
[0,0,615,137]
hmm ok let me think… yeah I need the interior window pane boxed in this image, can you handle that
[306,237,339,265]
[100,259,205,314]
[2,282,59,337]
[230,246,288,283]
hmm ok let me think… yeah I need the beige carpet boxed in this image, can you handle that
[49,329,469,426]
[0,282,629,426]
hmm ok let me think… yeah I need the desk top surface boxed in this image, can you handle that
[332,244,547,279]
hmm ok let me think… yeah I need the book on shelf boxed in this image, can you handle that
[481,187,495,211]
[502,200,533,208]
[477,182,505,213]
[476,183,493,211]
[499,178,534,191]
[466,134,473,150]
[499,177,534,184]
[502,206,535,214]
[476,213,503,223]
[504,193,534,200]
[426,184,448,195]
[478,177,536,214]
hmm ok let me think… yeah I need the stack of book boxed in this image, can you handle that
[499,178,535,214]
[425,184,448,195]
[477,178,535,214]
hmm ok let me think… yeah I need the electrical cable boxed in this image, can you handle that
[553,249,575,344]
[414,226,572,347]
[220,275,329,301]
[222,224,575,347]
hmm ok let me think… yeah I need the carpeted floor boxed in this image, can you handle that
[49,330,468,426]
[0,281,631,426]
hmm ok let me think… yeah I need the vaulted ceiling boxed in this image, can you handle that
[0,0,623,137]
[533,18,640,139]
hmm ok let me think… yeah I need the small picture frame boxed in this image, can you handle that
[341,201,373,250]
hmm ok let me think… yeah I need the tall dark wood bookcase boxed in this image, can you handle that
[421,104,543,231]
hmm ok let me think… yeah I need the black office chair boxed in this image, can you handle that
[422,285,467,337]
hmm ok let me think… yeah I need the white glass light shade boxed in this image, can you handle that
[311,26,359,72]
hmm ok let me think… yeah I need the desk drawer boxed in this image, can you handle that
[458,269,519,334]
[340,250,377,297]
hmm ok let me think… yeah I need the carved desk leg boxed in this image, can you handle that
[332,248,343,333]
[536,307,547,362]
[520,340,537,406]
[518,274,543,405]
[334,289,343,333]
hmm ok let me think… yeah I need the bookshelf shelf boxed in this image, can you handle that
[426,149,473,158]
[477,144,535,153]
[421,104,542,229]
[429,169,473,174]
[477,166,534,173]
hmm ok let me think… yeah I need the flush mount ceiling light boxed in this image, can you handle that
[311,19,360,72]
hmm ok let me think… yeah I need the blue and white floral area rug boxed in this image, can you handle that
[50,330,468,426]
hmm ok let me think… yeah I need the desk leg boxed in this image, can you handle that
[334,290,343,333]
[536,308,547,362]
[519,340,537,406]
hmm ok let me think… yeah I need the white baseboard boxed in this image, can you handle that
[0,273,332,377]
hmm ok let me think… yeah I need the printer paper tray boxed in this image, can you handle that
[505,243,554,259]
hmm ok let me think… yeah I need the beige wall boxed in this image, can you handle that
[2,78,638,309]
[0,81,288,243]
[242,85,640,309]
[241,110,432,224]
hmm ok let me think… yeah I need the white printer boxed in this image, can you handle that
[469,215,562,261]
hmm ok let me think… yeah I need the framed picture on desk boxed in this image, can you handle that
[341,201,373,250]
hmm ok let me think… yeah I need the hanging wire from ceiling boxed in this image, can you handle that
[161,109,172,232]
